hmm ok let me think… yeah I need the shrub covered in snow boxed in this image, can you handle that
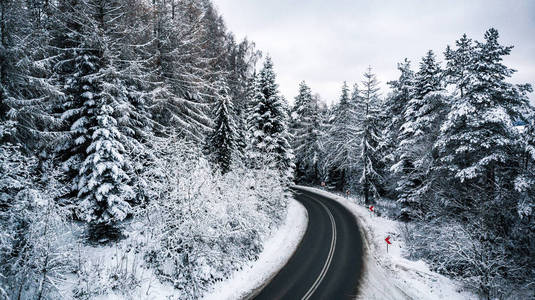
[129,136,288,299]
[0,145,76,299]
[402,217,535,299]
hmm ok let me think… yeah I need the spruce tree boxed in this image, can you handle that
[413,50,442,99]
[248,57,294,180]
[77,99,134,226]
[444,34,474,98]
[51,0,144,237]
[433,31,534,292]
[382,59,415,193]
[436,28,531,217]
[395,51,445,220]
[323,82,360,190]
[358,67,383,205]
[208,80,237,174]
[291,81,321,183]
[148,0,213,142]
[291,81,313,124]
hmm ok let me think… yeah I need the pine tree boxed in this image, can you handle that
[291,81,313,124]
[436,28,531,217]
[323,82,360,190]
[444,33,474,98]
[148,0,213,142]
[228,41,261,161]
[432,31,534,294]
[0,0,56,147]
[50,0,147,236]
[248,57,294,180]
[358,67,383,205]
[208,80,237,174]
[291,81,321,183]
[395,51,445,220]
[382,59,415,195]
[413,50,442,99]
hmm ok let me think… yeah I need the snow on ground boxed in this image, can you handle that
[202,198,308,300]
[57,198,307,300]
[296,186,477,300]
[58,224,178,300]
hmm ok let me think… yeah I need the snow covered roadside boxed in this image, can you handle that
[295,186,476,300]
[203,198,308,300]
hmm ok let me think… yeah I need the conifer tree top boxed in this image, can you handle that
[339,81,350,105]
[415,50,442,98]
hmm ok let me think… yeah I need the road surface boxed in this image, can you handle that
[254,187,364,300]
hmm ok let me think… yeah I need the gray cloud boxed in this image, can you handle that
[213,0,535,105]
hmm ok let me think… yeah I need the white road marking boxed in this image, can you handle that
[301,197,337,300]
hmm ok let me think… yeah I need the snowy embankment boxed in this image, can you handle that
[58,198,307,300]
[296,186,476,300]
[203,199,308,300]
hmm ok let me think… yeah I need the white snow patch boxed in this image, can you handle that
[202,198,308,300]
[295,186,476,300]
[58,227,177,300]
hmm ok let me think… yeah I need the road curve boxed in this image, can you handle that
[254,187,365,300]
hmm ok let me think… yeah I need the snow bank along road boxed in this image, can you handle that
[254,187,365,300]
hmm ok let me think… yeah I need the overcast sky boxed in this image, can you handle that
[212,0,535,105]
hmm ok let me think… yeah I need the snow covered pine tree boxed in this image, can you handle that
[322,82,360,190]
[434,28,533,296]
[248,57,294,181]
[357,68,383,205]
[290,81,322,183]
[208,79,238,174]
[395,51,446,221]
[52,0,139,241]
[383,59,415,198]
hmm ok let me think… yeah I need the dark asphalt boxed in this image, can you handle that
[254,187,364,300]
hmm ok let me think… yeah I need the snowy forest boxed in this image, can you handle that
[290,31,535,298]
[0,0,534,299]
[1,0,293,298]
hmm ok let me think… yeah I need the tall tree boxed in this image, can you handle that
[358,67,383,205]
[444,33,474,98]
[291,81,321,183]
[430,30,534,296]
[148,0,213,141]
[382,59,415,196]
[208,80,237,174]
[322,82,360,190]
[49,0,149,237]
[227,39,261,160]
[435,28,532,226]
[248,57,294,180]
[395,51,445,221]
[0,0,56,147]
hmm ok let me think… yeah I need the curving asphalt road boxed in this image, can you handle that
[254,187,365,300]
